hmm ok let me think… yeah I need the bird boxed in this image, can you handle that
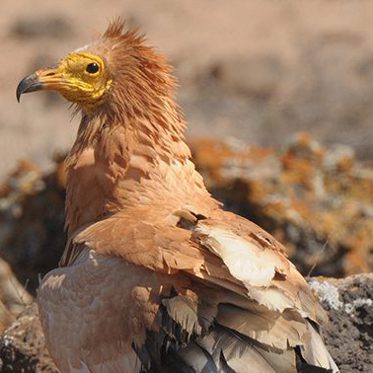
[16,20,338,373]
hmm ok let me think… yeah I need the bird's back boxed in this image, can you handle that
[39,205,338,373]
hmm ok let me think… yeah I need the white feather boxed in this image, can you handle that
[196,225,283,287]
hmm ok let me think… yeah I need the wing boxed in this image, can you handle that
[66,205,338,372]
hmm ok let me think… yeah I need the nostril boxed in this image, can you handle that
[45,72,55,77]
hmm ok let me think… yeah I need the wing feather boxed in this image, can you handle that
[65,206,337,372]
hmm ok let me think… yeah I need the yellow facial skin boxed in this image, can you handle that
[18,52,112,111]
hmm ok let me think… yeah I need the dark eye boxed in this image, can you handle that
[86,63,99,74]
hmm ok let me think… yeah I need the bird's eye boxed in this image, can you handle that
[86,63,99,74]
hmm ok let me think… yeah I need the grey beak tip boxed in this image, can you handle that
[16,82,23,103]
[16,73,41,103]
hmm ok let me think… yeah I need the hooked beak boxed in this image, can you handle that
[16,67,64,102]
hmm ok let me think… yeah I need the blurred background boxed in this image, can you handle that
[0,0,372,333]
[2,0,373,177]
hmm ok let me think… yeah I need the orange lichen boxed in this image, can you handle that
[191,134,373,277]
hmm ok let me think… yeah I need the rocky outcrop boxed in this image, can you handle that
[0,259,32,333]
[190,133,373,277]
[0,304,58,373]
[310,275,373,372]
[0,158,66,295]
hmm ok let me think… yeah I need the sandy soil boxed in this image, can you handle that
[1,0,373,178]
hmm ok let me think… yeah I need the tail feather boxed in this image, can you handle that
[299,322,339,372]
[137,293,339,373]
[191,327,296,373]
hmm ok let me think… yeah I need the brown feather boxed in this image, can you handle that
[32,20,339,373]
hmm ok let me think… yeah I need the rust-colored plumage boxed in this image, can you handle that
[17,20,338,372]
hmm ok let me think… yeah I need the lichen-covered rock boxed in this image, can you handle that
[0,303,58,373]
[310,274,373,372]
[0,158,66,295]
[0,259,32,333]
[190,133,373,277]
[0,275,371,372]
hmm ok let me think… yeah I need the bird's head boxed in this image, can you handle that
[17,20,175,115]
[17,51,112,109]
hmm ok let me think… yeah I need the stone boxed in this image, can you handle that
[0,304,58,373]
[310,275,373,372]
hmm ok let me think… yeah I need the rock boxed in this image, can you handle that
[310,275,373,372]
[0,159,66,295]
[0,304,58,373]
[190,134,373,277]
[1,275,371,372]
[0,258,32,333]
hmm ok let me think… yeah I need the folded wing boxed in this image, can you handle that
[68,205,338,372]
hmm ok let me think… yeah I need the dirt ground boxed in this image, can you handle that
[1,0,373,178]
